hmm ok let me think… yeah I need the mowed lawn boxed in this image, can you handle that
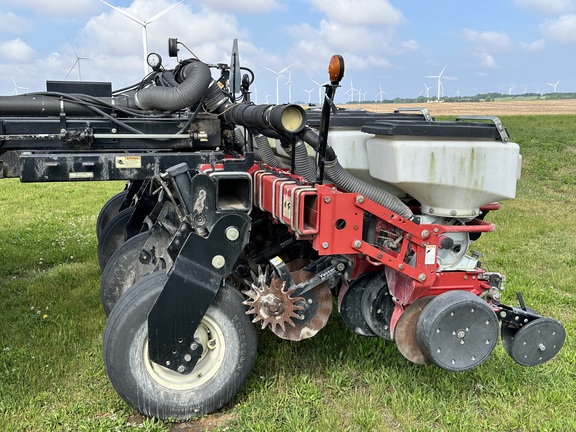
[0,114,575,431]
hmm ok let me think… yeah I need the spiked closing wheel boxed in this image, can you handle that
[243,267,332,341]
[416,290,499,372]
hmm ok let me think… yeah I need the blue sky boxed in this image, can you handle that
[0,0,575,103]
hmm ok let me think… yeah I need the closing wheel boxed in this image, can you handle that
[100,231,150,316]
[502,318,565,366]
[96,190,128,241]
[97,206,136,271]
[417,290,499,372]
[103,271,257,420]
[394,296,434,365]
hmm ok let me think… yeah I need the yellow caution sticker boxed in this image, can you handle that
[115,156,141,169]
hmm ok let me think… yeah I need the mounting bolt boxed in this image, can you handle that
[500,311,507,318]
[322,242,329,249]
[398,264,405,270]
[353,240,362,248]
[356,195,365,204]
[421,230,429,238]
[225,226,240,241]
[177,365,186,373]
[324,196,331,203]
[538,343,546,352]
[418,273,427,282]
[212,255,225,269]
[191,343,199,351]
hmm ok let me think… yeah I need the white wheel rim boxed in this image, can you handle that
[143,315,226,390]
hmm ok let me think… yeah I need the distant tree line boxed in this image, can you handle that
[341,92,576,104]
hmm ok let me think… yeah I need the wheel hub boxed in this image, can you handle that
[501,317,565,366]
[416,290,499,371]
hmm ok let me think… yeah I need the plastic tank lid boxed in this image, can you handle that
[361,120,507,141]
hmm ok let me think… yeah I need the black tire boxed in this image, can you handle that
[100,231,150,316]
[96,191,129,241]
[103,271,257,420]
[97,206,135,271]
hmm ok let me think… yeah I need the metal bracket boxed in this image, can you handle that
[147,212,251,374]
[455,116,510,142]
[393,107,433,122]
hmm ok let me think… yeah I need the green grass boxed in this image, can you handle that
[1,115,576,431]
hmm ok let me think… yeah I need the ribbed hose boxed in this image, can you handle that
[234,127,246,149]
[301,127,413,218]
[294,140,316,183]
[134,61,212,111]
[254,134,281,167]
[324,158,413,218]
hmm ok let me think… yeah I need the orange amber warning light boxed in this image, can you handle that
[328,54,345,85]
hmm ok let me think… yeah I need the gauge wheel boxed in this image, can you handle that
[100,231,151,316]
[97,206,136,271]
[103,271,257,420]
[416,290,499,372]
[96,190,129,241]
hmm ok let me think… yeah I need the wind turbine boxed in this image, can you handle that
[303,88,314,105]
[425,66,447,101]
[11,77,28,95]
[64,33,91,81]
[284,71,293,103]
[99,0,184,76]
[376,85,386,102]
[311,79,324,105]
[508,85,516,95]
[264,92,271,104]
[547,80,559,93]
[345,80,356,102]
[423,82,432,99]
[263,64,293,104]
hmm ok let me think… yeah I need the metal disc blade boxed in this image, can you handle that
[506,318,566,366]
[340,273,377,337]
[417,290,499,372]
[394,296,434,365]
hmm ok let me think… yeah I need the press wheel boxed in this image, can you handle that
[417,290,499,372]
[501,318,565,366]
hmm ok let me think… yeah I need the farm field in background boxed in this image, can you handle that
[343,98,576,116]
[0,112,575,431]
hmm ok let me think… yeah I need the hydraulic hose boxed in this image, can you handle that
[134,60,212,111]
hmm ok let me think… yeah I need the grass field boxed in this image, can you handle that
[1,110,576,431]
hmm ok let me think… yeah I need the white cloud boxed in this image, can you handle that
[513,0,575,15]
[1,0,101,17]
[541,14,576,43]
[519,39,546,51]
[477,52,498,68]
[462,29,512,52]
[0,12,32,34]
[195,0,284,14]
[308,0,404,26]
[0,39,36,63]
